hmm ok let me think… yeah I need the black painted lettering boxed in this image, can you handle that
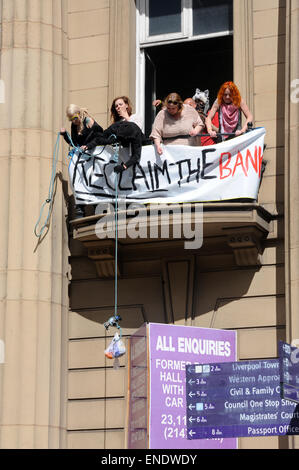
[201,148,217,180]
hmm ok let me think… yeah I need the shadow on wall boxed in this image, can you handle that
[67,240,271,330]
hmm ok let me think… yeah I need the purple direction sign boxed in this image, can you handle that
[279,341,299,404]
[127,324,148,449]
[186,359,299,439]
[148,323,237,449]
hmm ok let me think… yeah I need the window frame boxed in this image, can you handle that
[135,0,235,130]
[138,0,233,47]
[138,0,190,45]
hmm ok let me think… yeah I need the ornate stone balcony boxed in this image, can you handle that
[70,202,275,278]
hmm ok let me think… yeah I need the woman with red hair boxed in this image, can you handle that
[206,81,253,142]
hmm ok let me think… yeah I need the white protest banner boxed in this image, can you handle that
[68,127,265,205]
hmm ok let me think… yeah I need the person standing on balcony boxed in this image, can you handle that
[60,104,104,219]
[191,88,219,146]
[206,81,253,142]
[86,96,147,175]
[60,104,103,150]
[110,96,144,131]
[150,92,204,155]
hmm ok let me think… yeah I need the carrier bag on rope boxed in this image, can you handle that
[104,332,126,360]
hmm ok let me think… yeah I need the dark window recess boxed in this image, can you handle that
[144,35,233,136]
[149,0,182,36]
[193,0,233,36]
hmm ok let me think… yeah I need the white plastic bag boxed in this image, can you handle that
[105,332,126,359]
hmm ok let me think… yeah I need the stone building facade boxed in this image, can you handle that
[0,0,298,450]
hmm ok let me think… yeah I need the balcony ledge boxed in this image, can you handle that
[69,202,275,274]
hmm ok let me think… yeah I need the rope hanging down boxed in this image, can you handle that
[104,141,126,361]
[34,132,61,238]
[103,140,122,336]
[35,130,125,358]
[34,130,88,238]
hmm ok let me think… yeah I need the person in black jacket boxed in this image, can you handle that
[61,105,149,218]
[60,103,103,149]
[82,120,146,174]
[60,104,104,219]
[61,104,146,172]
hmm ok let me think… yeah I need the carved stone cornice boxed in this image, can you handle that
[87,240,120,279]
[224,226,266,266]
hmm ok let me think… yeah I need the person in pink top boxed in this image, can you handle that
[206,81,253,142]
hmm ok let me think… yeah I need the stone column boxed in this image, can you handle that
[284,0,299,450]
[233,0,254,112]
[285,0,299,346]
[0,0,69,448]
[108,0,136,108]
